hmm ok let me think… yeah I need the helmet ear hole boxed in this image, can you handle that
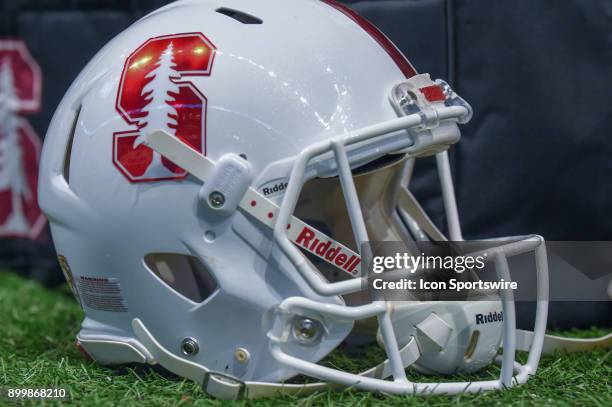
[144,253,218,303]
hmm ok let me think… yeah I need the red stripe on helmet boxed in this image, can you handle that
[321,0,417,78]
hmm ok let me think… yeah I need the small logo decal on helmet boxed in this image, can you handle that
[259,179,289,197]
[0,40,45,239]
[475,311,504,325]
[113,33,216,182]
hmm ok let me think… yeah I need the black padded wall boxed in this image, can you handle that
[451,1,612,240]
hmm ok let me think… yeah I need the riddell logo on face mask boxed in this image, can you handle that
[296,226,361,274]
[475,311,503,325]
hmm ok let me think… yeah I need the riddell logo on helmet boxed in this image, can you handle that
[475,311,504,325]
[262,181,288,197]
[296,226,360,274]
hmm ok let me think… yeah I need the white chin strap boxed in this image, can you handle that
[516,330,612,354]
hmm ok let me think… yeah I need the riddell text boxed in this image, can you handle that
[296,226,360,274]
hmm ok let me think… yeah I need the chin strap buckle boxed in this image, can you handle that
[202,371,246,400]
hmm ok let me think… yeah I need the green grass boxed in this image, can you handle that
[0,271,610,406]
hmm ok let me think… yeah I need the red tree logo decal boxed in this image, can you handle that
[0,40,45,239]
[113,33,216,182]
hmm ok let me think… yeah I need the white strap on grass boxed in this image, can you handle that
[516,329,612,354]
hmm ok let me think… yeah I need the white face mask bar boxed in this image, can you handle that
[268,237,548,395]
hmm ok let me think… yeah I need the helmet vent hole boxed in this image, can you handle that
[216,7,263,24]
[145,253,218,303]
[63,105,81,184]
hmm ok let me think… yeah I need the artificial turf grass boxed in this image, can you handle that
[0,271,610,406]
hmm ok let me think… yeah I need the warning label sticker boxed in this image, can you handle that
[77,276,128,312]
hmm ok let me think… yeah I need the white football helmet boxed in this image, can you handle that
[39,0,611,400]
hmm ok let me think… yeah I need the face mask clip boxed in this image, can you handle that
[391,74,472,128]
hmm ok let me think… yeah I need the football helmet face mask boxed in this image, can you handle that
[39,0,607,400]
